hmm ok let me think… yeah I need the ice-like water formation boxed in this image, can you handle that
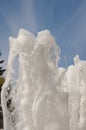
[1,29,86,130]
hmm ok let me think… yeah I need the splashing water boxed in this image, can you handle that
[1,29,86,130]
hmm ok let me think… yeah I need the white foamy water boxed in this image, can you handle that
[1,29,86,130]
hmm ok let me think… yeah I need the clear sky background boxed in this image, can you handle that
[0,0,86,67]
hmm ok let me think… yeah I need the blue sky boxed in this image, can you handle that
[0,0,86,67]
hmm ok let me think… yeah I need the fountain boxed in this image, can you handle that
[1,29,86,130]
